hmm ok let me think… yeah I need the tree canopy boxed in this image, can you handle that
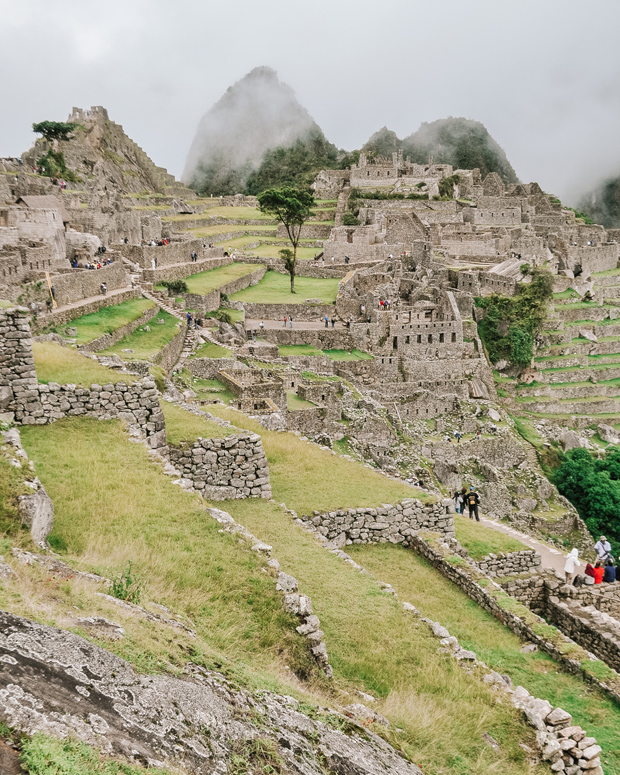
[32,121,81,142]
[257,187,315,292]
[555,447,620,551]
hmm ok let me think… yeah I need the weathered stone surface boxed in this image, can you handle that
[0,610,422,775]
[598,423,620,444]
[559,431,588,451]
[17,486,54,547]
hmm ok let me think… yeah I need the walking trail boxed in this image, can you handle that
[479,515,567,576]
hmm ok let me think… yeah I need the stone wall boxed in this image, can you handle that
[182,266,266,314]
[243,302,336,323]
[32,288,142,331]
[141,256,231,284]
[152,322,186,374]
[119,239,218,269]
[51,262,129,307]
[476,549,541,577]
[302,499,455,548]
[235,256,351,279]
[186,357,239,380]
[13,379,166,451]
[0,307,38,415]
[167,433,271,501]
[80,303,160,352]
[257,327,355,351]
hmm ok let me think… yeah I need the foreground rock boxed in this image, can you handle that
[0,610,422,775]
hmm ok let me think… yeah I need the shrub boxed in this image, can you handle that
[342,211,359,226]
[108,562,143,604]
[161,279,188,295]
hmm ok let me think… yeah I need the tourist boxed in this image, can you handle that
[322,256,325,265]
[124,237,129,244]
[259,321,264,332]
[563,548,581,584]
[593,561,605,584]
[324,315,329,328]
[361,305,365,315]
[331,256,335,264]
[45,298,52,313]
[584,563,596,585]
[466,486,480,522]
[331,317,335,328]
[453,490,463,514]
[186,312,192,326]
[604,559,616,583]
[289,316,293,328]
[454,430,462,443]
[100,282,107,295]
[595,536,613,564]
[345,255,350,264]
[50,285,55,300]
[283,315,287,327]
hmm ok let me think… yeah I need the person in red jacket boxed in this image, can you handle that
[593,561,605,584]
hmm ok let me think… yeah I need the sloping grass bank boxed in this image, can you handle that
[50,298,155,345]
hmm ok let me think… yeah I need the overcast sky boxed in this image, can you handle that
[1,0,619,203]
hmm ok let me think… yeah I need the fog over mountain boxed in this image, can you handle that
[183,67,326,196]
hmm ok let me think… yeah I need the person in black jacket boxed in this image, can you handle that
[466,486,480,522]
[603,559,616,583]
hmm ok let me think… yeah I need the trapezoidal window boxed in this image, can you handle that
[451,332,457,342]
[428,334,433,343]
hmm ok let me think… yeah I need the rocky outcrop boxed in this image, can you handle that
[0,610,422,775]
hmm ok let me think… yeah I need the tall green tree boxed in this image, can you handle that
[257,187,315,293]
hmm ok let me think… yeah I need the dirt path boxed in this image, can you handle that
[246,318,335,330]
[479,515,568,575]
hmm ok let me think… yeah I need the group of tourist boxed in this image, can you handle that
[378,299,391,310]
[140,238,170,247]
[453,486,481,522]
[79,258,112,270]
[185,312,203,329]
[564,536,617,585]
[282,316,293,328]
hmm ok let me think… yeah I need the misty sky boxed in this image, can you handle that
[1,0,619,203]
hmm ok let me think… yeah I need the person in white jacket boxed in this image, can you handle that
[564,548,581,583]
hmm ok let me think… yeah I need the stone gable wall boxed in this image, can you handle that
[167,433,271,501]
[302,499,455,547]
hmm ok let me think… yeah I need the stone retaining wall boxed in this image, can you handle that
[168,433,272,501]
[256,327,355,350]
[182,266,266,315]
[302,499,455,548]
[243,302,336,322]
[186,357,239,380]
[152,322,186,374]
[13,379,166,451]
[476,549,541,577]
[52,262,129,306]
[79,303,160,352]
[235,257,350,279]
[141,256,231,284]
[33,288,142,331]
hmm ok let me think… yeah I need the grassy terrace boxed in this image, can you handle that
[203,404,424,512]
[32,342,138,385]
[286,391,316,410]
[160,263,258,296]
[98,310,181,361]
[49,298,156,345]
[278,344,373,360]
[231,272,340,305]
[453,514,526,559]
[348,544,620,775]
[190,224,277,239]
[161,401,233,445]
[592,268,620,277]
[247,244,320,260]
[167,206,275,222]
[188,376,235,404]
[189,341,231,359]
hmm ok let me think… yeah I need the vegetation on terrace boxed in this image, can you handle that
[32,341,138,386]
[156,263,258,296]
[49,298,155,345]
[189,341,231,359]
[277,344,373,360]
[348,543,620,775]
[99,310,181,361]
[453,514,526,559]
[161,401,233,445]
[230,271,340,305]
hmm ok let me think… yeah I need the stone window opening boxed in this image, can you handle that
[451,332,456,342]
[405,336,410,344]
[417,334,421,343]
[321,394,325,401]
[393,336,398,349]
[428,334,433,343]
[439,333,444,343]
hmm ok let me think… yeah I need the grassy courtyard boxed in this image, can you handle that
[170,263,258,295]
[230,271,340,305]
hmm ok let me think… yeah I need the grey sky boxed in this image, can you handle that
[1,0,619,203]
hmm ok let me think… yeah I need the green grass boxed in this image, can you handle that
[50,298,156,345]
[592,268,620,277]
[231,272,340,305]
[170,206,275,222]
[347,544,620,775]
[170,263,258,296]
[278,344,323,357]
[189,341,231,359]
[19,419,313,676]
[555,301,602,310]
[189,224,277,238]
[287,391,316,410]
[0,299,14,309]
[203,405,425,513]
[224,499,547,775]
[552,289,580,299]
[20,733,171,775]
[453,514,526,560]
[188,377,235,404]
[161,401,232,445]
[99,311,181,361]
[32,342,138,386]
[248,244,321,260]
[325,349,373,361]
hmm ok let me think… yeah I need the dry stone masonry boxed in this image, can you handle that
[476,549,541,577]
[168,433,272,500]
[303,498,455,547]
